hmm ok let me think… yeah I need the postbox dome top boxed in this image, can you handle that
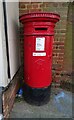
[20,12,60,23]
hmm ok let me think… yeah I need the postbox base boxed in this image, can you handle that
[23,83,51,106]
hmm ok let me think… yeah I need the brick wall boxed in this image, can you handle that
[19,2,69,87]
[2,68,22,118]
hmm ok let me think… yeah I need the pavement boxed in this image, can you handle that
[10,87,73,118]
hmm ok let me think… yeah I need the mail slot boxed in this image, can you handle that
[20,12,60,105]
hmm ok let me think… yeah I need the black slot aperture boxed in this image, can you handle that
[35,27,47,31]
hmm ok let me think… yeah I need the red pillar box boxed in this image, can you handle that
[20,12,60,105]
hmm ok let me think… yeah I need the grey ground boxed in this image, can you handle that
[10,87,73,118]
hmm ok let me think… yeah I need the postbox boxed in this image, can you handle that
[20,12,60,105]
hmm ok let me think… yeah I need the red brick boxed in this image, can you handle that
[19,3,26,8]
[53,57,63,61]
[59,53,64,57]
[32,4,39,9]
[55,79,61,83]
[59,45,64,49]
[57,60,63,64]
[53,42,64,45]
[29,9,41,13]
[27,4,32,9]
[40,3,46,8]
[53,49,64,53]
[53,53,59,57]
[3,70,20,118]
[19,10,29,16]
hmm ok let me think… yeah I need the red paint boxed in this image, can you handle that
[20,12,60,88]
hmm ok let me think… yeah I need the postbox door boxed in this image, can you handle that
[24,35,53,88]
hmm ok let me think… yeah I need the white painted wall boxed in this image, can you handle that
[0,2,20,87]
[0,2,8,87]
[6,2,20,80]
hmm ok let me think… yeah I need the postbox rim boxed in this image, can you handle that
[19,12,60,23]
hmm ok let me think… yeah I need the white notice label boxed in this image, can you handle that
[36,37,45,51]
[33,52,46,56]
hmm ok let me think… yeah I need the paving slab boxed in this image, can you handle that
[10,87,73,118]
